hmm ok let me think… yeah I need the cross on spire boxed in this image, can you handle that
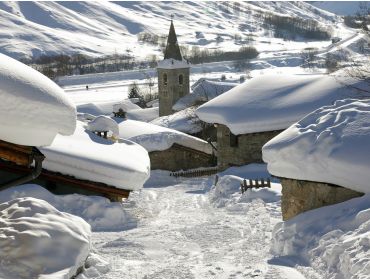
[164,17,182,61]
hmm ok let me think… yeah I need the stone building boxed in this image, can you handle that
[196,73,366,171]
[157,20,190,117]
[118,119,216,171]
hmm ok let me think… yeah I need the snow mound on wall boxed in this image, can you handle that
[0,197,91,278]
[263,98,370,193]
[113,99,141,113]
[118,119,212,154]
[271,194,370,278]
[209,175,281,208]
[0,53,76,146]
[86,116,119,137]
[196,74,365,135]
[0,184,135,231]
[151,107,203,134]
[126,107,159,122]
[40,121,150,191]
[173,80,238,111]
[77,101,115,116]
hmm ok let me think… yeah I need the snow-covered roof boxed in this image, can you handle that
[196,73,367,135]
[118,119,213,154]
[112,99,141,113]
[86,116,119,137]
[39,121,150,191]
[151,107,203,135]
[0,53,76,146]
[126,107,159,122]
[157,58,190,69]
[173,79,238,111]
[263,98,370,194]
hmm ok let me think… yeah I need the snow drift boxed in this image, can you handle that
[271,194,370,278]
[263,98,370,194]
[0,197,91,278]
[86,116,119,138]
[0,184,135,231]
[0,53,76,146]
[196,74,366,135]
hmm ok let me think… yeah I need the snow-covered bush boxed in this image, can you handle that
[0,184,135,231]
[86,115,119,138]
[209,175,281,208]
[0,197,91,278]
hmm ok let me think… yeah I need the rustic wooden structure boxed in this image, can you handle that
[94,131,109,139]
[240,178,271,194]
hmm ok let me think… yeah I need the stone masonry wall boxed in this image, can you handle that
[280,178,364,221]
[158,67,190,117]
[217,124,282,171]
[149,143,215,171]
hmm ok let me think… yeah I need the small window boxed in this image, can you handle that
[230,133,238,147]
[163,73,168,86]
[179,74,184,85]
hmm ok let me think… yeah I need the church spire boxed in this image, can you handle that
[164,19,183,61]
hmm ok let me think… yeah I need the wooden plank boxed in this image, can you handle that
[0,147,31,166]
[0,160,130,199]
[0,140,33,154]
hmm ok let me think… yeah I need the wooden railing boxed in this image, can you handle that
[170,166,219,178]
[240,178,271,194]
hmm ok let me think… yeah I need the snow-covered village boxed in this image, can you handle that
[0,1,369,279]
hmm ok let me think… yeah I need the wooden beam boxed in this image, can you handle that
[0,140,33,166]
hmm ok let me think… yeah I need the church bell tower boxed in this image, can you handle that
[157,19,190,117]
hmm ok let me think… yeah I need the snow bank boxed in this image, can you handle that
[112,99,141,113]
[209,175,281,208]
[151,106,203,134]
[263,99,370,193]
[0,53,76,146]
[77,101,117,116]
[126,107,159,122]
[118,119,212,154]
[196,74,366,135]
[173,80,238,111]
[271,194,370,278]
[40,121,150,191]
[0,184,135,231]
[157,59,190,69]
[86,116,119,138]
[0,197,90,278]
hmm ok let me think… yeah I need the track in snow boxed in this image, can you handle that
[92,176,305,278]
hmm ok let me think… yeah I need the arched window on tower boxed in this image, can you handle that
[163,73,168,86]
[179,74,184,85]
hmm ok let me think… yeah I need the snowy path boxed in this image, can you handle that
[92,176,304,278]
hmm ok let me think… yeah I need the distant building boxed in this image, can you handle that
[157,20,190,117]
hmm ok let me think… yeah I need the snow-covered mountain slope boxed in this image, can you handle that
[0,1,339,60]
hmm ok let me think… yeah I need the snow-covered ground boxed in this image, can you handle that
[90,166,305,279]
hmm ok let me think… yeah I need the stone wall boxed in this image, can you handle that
[158,67,190,117]
[217,124,282,170]
[280,178,364,221]
[149,143,215,171]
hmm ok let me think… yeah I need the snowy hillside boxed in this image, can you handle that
[0,1,339,60]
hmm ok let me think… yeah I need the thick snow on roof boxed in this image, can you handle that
[77,101,117,116]
[151,106,203,134]
[0,53,76,146]
[263,99,370,193]
[113,99,141,113]
[126,107,159,122]
[0,197,90,278]
[196,74,366,135]
[86,116,119,137]
[173,79,238,111]
[157,58,190,69]
[118,119,213,154]
[40,121,150,191]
